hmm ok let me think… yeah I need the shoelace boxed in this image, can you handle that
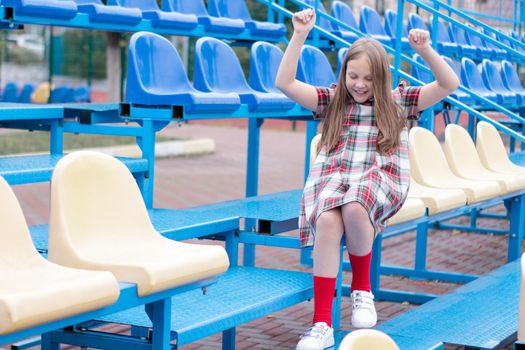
[301,324,329,340]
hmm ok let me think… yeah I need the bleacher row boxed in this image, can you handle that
[0,82,91,103]
[1,0,286,40]
[0,0,525,349]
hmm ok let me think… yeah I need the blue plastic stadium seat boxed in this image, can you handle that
[73,86,91,102]
[463,24,493,60]
[501,60,525,105]
[50,85,71,103]
[163,0,244,34]
[384,9,411,51]
[63,87,76,103]
[449,22,478,60]
[480,28,508,60]
[108,0,198,29]
[330,1,359,43]
[1,82,18,102]
[428,18,460,57]
[359,6,391,46]
[208,0,285,38]
[2,0,78,19]
[72,0,142,25]
[17,83,34,103]
[297,45,337,86]
[497,31,525,63]
[460,57,499,108]
[481,59,518,108]
[194,37,294,112]
[299,0,337,42]
[411,54,434,83]
[249,41,291,97]
[126,32,240,112]
[336,47,348,79]
[442,56,476,106]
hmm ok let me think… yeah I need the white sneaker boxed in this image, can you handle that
[350,290,377,328]
[296,322,334,350]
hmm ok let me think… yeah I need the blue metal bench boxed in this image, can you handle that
[374,259,521,350]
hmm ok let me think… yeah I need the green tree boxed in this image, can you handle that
[62,30,107,79]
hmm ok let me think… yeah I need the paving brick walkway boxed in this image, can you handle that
[7,121,518,349]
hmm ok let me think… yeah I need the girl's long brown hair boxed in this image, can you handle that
[319,38,404,155]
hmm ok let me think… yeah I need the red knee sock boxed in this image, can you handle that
[312,276,336,327]
[349,251,372,292]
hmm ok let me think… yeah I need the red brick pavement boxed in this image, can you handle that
[6,122,519,350]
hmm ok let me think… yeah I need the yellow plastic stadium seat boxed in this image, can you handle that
[0,176,119,335]
[338,329,399,350]
[476,121,525,176]
[31,82,51,104]
[310,134,322,170]
[408,177,467,215]
[409,127,501,203]
[48,151,230,297]
[519,253,525,342]
[385,198,426,226]
[444,124,525,194]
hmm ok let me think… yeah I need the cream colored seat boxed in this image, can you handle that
[444,124,525,194]
[408,177,467,215]
[0,176,119,335]
[409,127,501,203]
[385,198,426,226]
[338,329,399,350]
[310,134,322,169]
[48,151,230,297]
[476,121,525,176]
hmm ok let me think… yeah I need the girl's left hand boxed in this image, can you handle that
[408,29,430,53]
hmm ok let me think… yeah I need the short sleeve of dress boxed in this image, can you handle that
[392,82,422,120]
[313,84,337,120]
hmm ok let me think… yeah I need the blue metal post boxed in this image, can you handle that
[222,328,236,350]
[49,119,63,155]
[150,299,172,350]
[414,221,428,272]
[370,236,382,295]
[393,0,405,87]
[136,119,156,208]
[507,194,525,262]
[244,118,263,267]
[41,333,59,350]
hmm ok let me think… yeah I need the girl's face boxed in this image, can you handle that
[345,55,373,104]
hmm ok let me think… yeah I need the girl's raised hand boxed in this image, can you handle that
[292,9,316,36]
[408,29,431,54]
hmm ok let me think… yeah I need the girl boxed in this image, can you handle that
[275,9,459,350]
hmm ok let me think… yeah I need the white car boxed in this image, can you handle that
[6,34,45,60]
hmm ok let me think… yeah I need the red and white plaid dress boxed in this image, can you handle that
[299,83,422,248]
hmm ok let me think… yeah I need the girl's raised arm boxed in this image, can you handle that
[409,29,460,111]
[275,9,320,112]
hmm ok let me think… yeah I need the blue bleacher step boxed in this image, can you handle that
[376,260,520,349]
[510,151,525,167]
[96,266,313,346]
[0,154,148,185]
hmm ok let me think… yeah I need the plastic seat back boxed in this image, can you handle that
[430,19,453,44]
[482,59,511,93]
[126,31,193,103]
[50,85,70,103]
[460,57,488,92]
[249,41,283,93]
[194,37,249,93]
[408,12,427,31]
[208,0,251,21]
[501,60,525,92]
[2,82,18,102]
[411,54,433,83]
[444,124,487,175]
[476,121,520,173]
[336,47,348,79]
[338,329,399,350]
[108,0,158,11]
[331,1,358,33]
[409,127,458,185]
[359,5,388,36]
[163,0,208,16]
[17,83,34,103]
[384,9,408,39]
[74,86,90,102]
[310,134,322,170]
[297,45,336,86]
